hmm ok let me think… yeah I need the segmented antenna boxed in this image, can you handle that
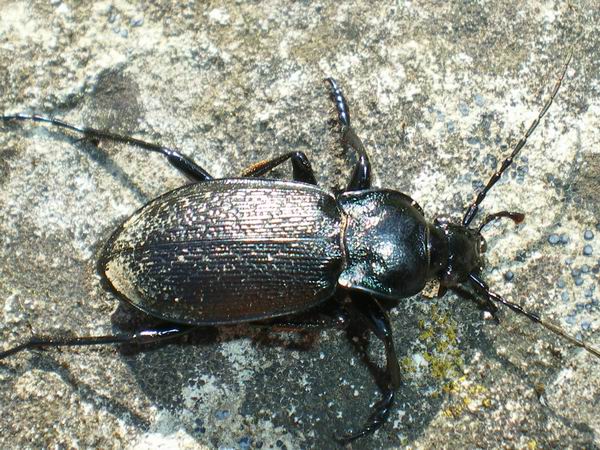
[469,273,600,358]
[463,52,573,227]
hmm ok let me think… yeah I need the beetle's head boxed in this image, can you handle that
[432,217,486,288]
[431,211,524,290]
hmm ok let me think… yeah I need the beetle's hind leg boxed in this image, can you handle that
[324,78,371,191]
[0,325,195,359]
[255,303,350,331]
[240,151,317,184]
[1,113,212,182]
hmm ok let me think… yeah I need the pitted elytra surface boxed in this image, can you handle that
[103,179,343,324]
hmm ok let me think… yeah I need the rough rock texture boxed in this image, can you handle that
[1,1,598,449]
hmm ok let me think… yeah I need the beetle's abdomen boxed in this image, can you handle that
[101,179,344,325]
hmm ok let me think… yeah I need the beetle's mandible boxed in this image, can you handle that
[1,52,599,443]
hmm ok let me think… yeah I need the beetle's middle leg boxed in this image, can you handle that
[253,299,351,331]
[1,114,212,182]
[337,292,401,443]
[0,324,195,359]
[324,78,371,191]
[240,151,317,184]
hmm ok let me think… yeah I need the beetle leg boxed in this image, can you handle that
[254,303,350,331]
[452,285,500,323]
[337,293,401,443]
[0,325,195,359]
[240,151,317,184]
[1,113,212,182]
[323,78,371,191]
[478,297,500,322]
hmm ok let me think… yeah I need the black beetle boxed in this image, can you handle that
[1,52,598,443]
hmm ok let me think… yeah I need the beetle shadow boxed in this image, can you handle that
[444,285,600,439]
[11,123,153,207]
[18,349,155,431]
[70,138,151,206]
[101,292,451,446]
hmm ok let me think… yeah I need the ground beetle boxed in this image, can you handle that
[1,52,599,443]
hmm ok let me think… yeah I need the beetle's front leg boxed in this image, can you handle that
[240,151,317,184]
[337,292,401,443]
[452,285,500,323]
[324,78,371,191]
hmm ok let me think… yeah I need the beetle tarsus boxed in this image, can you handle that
[324,77,372,191]
[324,77,351,128]
[338,294,401,440]
[336,389,394,443]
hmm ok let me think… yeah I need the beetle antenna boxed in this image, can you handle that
[477,211,525,233]
[462,51,573,227]
[468,273,600,358]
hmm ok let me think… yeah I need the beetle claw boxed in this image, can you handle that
[334,389,394,444]
[483,309,501,324]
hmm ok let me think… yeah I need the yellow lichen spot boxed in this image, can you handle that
[527,440,537,450]
[445,327,457,344]
[444,404,463,418]
[435,340,449,353]
[430,358,451,379]
[468,384,486,396]
[442,381,457,394]
[482,398,492,408]
[401,356,416,373]
[419,329,434,341]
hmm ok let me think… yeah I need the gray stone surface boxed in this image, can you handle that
[1,1,598,448]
